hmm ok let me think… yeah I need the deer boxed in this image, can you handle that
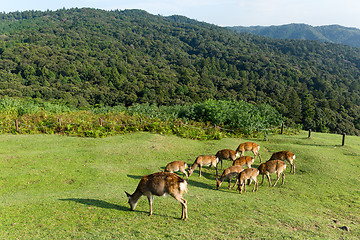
[216,165,244,190]
[125,172,188,220]
[164,161,188,180]
[258,160,286,187]
[236,142,262,163]
[215,149,240,171]
[269,151,296,174]
[232,156,255,168]
[237,167,259,194]
[188,155,219,177]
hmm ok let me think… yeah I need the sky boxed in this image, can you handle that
[2,0,360,29]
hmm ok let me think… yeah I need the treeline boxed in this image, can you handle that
[229,24,360,48]
[0,8,359,135]
[0,98,284,139]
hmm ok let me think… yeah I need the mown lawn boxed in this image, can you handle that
[0,132,359,239]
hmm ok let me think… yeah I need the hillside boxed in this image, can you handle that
[229,24,360,48]
[0,8,360,135]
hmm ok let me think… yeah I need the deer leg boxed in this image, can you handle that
[199,165,202,177]
[228,179,231,190]
[232,179,239,190]
[183,170,189,180]
[147,194,154,216]
[239,182,244,194]
[292,164,296,175]
[253,178,258,192]
[266,173,272,187]
[247,179,251,185]
[261,174,265,185]
[273,172,281,187]
[182,198,188,220]
[281,172,285,185]
[174,196,187,220]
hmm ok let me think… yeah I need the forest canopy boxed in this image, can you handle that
[0,8,359,135]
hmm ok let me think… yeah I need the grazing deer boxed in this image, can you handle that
[237,167,259,194]
[164,161,188,180]
[236,142,262,163]
[188,155,219,177]
[232,156,255,168]
[258,160,286,187]
[269,151,296,174]
[216,165,244,190]
[215,149,240,170]
[125,172,188,220]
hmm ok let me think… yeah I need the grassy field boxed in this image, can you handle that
[0,131,359,239]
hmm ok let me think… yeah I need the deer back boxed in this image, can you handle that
[219,165,244,181]
[238,167,259,181]
[236,142,259,153]
[258,160,286,175]
[216,149,239,160]
[269,151,295,162]
[236,142,259,152]
[165,161,187,172]
[197,155,218,166]
[188,155,218,176]
[269,151,294,160]
[138,172,187,197]
[233,156,255,167]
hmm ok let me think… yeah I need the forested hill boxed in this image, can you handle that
[0,8,360,135]
[229,24,360,48]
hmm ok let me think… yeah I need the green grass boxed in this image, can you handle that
[0,132,359,239]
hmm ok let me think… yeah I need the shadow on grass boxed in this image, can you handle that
[126,174,143,180]
[189,168,218,179]
[293,137,338,147]
[59,198,128,211]
[188,178,216,190]
[59,198,185,220]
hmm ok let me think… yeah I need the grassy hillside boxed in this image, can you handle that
[0,132,359,239]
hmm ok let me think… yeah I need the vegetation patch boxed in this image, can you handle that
[0,97,288,139]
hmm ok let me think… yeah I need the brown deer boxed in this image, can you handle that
[216,165,244,190]
[125,172,188,220]
[236,142,262,163]
[237,167,259,194]
[258,160,286,187]
[188,155,219,177]
[164,161,188,180]
[232,156,255,168]
[269,151,296,174]
[215,149,240,170]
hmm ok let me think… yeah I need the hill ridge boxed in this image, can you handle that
[229,23,360,48]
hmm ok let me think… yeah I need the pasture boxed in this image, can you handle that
[0,132,359,239]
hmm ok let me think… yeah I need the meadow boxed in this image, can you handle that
[0,131,359,239]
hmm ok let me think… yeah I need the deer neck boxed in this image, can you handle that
[190,163,198,172]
